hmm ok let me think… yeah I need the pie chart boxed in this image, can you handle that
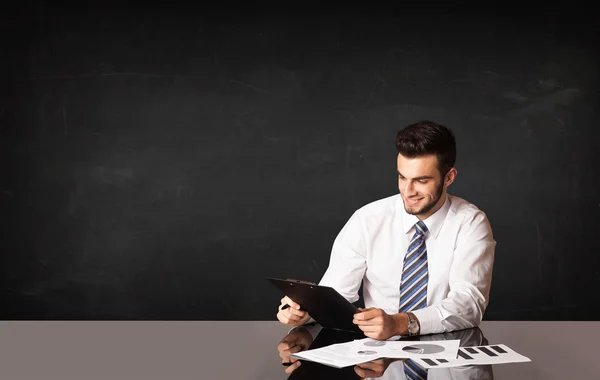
[402,344,445,354]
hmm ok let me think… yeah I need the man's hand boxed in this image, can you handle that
[354,358,399,378]
[277,296,311,326]
[277,327,313,374]
[353,307,407,340]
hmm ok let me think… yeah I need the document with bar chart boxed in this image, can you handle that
[412,344,531,368]
[291,339,460,368]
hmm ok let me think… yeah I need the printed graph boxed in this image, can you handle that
[413,344,531,368]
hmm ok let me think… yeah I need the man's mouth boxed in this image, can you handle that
[406,198,423,206]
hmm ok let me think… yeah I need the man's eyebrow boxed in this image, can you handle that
[397,171,434,180]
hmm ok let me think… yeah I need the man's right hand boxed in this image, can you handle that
[277,296,311,326]
[277,327,313,374]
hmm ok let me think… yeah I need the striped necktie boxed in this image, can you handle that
[399,220,429,312]
[403,359,428,380]
[399,220,429,380]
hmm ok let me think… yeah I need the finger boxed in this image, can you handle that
[277,341,295,351]
[278,316,300,326]
[353,311,369,321]
[278,311,303,324]
[354,312,383,324]
[281,357,297,366]
[279,305,306,319]
[280,345,303,359]
[281,349,301,361]
[279,341,301,357]
[282,296,302,310]
[277,313,293,325]
[355,361,377,370]
[354,366,379,378]
[279,350,291,360]
[279,311,311,326]
[364,331,385,340]
[278,338,296,348]
[281,310,302,320]
[358,325,381,333]
[285,360,301,374]
[286,307,308,318]
[353,317,381,326]
[354,309,381,320]
[284,312,306,323]
[354,366,366,378]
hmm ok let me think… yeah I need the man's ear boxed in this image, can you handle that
[444,168,457,187]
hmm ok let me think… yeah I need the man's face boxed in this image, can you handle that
[397,153,450,220]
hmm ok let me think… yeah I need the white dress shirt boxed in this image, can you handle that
[318,193,496,335]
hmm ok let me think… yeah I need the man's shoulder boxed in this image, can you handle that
[447,194,493,230]
[447,194,486,217]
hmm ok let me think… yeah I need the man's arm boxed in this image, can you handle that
[318,211,368,302]
[276,211,366,328]
[410,210,496,335]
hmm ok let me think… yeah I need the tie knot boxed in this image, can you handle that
[415,221,428,235]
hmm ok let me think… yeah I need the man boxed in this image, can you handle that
[277,120,496,340]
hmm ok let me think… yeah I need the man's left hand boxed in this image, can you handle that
[353,307,401,340]
[354,358,399,378]
[277,327,313,374]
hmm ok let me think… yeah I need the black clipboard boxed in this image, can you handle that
[267,277,363,334]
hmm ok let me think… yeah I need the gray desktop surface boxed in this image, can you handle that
[0,321,597,379]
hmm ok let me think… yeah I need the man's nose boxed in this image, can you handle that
[403,181,416,196]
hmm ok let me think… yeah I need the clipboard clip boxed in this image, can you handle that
[286,278,317,285]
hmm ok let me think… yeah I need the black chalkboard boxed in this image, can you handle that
[1,3,598,320]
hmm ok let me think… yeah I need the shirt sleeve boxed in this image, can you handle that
[318,211,368,303]
[287,322,323,340]
[411,210,496,335]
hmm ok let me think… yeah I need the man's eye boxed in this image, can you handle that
[418,180,428,184]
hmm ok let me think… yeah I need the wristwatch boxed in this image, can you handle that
[406,312,420,336]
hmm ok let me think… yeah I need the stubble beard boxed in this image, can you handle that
[404,182,444,217]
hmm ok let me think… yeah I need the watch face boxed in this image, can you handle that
[408,317,418,334]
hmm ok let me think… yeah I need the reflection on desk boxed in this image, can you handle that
[277,324,494,379]
[1,321,597,378]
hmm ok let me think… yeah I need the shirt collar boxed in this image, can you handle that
[401,193,451,239]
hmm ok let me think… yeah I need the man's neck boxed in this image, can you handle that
[417,192,448,221]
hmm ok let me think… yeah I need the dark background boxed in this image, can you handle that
[1,2,599,320]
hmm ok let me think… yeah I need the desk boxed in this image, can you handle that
[0,321,597,379]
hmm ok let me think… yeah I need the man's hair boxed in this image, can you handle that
[396,120,456,176]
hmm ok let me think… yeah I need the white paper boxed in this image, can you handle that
[412,344,531,368]
[291,339,460,368]
[350,338,460,360]
[290,341,383,368]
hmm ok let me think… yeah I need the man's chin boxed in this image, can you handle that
[405,201,436,216]
[404,206,423,215]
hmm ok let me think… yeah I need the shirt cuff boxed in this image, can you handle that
[410,306,443,335]
[287,319,323,340]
